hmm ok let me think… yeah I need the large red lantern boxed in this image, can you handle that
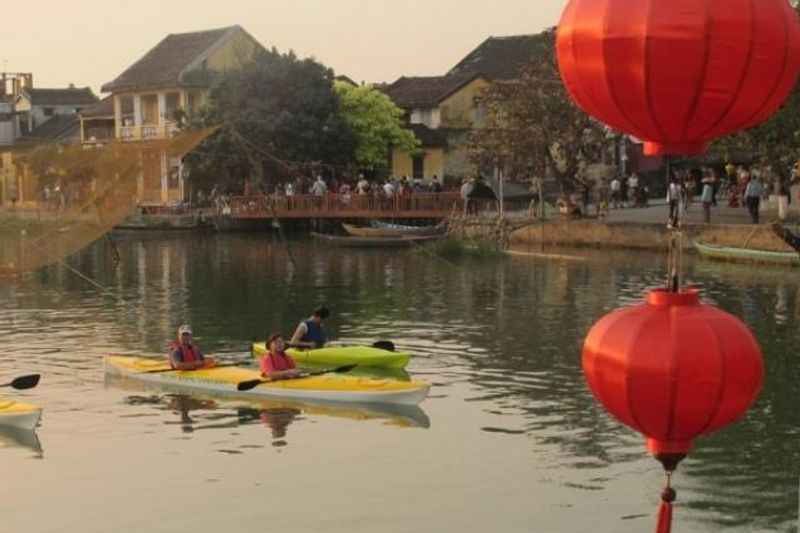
[557,0,800,155]
[583,289,764,532]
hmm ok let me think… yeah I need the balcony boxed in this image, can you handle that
[119,122,179,142]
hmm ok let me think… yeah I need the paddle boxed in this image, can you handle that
[371,341,395,352]
[236,364,358,392]
[143,362,244,375]
[0,374,41,390]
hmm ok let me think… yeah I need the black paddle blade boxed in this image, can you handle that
[9,374,41,390]
[237,379,265,392]
[372,341,396,352]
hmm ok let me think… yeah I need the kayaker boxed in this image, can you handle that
[260,333,303,380]
[169,324,214,371]
[289,306,329,349]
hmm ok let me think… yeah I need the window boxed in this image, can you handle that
[43,108,54,117]
[412,155,425,180]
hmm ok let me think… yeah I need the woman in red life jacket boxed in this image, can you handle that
[168,324,215,371]
[260,333,303,380]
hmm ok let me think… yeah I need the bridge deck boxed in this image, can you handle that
[226,192,468,219]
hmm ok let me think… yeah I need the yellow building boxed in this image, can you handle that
[91,25,264,206]
[385,34,548,185]
[384,73,489,184]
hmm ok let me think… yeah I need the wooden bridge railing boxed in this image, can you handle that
[227,192,465,218]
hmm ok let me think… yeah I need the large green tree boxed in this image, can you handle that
[184,48,356,192]
[333,81,419,171]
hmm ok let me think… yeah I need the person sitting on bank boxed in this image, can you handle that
[169,324,214,371]
[290,306,330,349]
[260,333,303,380]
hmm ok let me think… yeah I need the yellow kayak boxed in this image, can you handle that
[104,356,430,406]
[0,399,42,431]
[252,343,410,369]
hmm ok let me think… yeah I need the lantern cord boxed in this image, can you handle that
[656,472,677,533]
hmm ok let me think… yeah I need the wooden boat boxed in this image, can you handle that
[343,222,446,238]
[693,241,800,266]
[311,232,442,248]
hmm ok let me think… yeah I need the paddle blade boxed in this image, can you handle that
[9,374,41,390]
[372,341,396,352]
[237,379,265,392]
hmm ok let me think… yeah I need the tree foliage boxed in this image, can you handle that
[334,82,419,170]
[468,29,610,190]
[185,48,356,192]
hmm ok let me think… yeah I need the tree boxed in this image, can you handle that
[333,82,419,171]
[184,48,356,193]
[468,29,611,191]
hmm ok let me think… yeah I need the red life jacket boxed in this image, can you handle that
[169,342,200,366]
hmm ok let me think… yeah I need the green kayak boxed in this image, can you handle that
[252,343,410,369]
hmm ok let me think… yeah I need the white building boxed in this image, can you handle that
[14,86,98,135]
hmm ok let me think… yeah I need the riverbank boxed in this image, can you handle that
[508,219,796,253]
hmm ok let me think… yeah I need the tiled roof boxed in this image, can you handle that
[80,95,133,118]
[101,26,248,93]
[24,114,80,143]
[384,73,483,109]
[22,87,98,107]
[448,32,553,80]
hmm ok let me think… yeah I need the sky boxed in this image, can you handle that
[1,0,565,96]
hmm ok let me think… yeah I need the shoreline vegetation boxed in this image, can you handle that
[505,219,799,254]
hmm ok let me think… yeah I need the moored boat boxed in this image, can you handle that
[104,356,430,406]
[251,343,410,369]
[343,222,446,238]
[0,399,42,431]
[311,232,442,248]
[693,241,800,266]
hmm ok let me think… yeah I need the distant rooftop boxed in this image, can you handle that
[448,32,553,80]
[23,114,80,142]
[22,87,98,107]
[383,72,485,109]
[80,95,133,119]
[101,25,261,93]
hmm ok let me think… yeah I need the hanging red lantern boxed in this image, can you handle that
[557,0,800,155]
[583,289,764,532]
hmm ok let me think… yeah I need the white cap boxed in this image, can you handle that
[178,324,193,336]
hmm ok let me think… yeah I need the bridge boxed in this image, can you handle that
[225,192,471,220]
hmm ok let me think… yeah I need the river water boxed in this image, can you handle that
[0,232,797,533]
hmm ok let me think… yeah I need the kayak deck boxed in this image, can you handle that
[105,356,429,406]
[252,343,410,369]
[0,399,42,431]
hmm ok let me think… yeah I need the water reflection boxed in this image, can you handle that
[3,233,798,531]
[0,426,42,457]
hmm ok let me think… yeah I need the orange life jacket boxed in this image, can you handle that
[169,342,200,366]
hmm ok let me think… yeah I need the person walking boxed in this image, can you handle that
[701,177,714,224]
[776,174,790,221]
[745,173,763,224]
[666,175,681,228]
[610,176,621,208]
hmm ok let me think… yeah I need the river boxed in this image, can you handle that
[0,232,797,533]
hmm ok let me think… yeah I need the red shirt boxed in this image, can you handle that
[260,351,296,375]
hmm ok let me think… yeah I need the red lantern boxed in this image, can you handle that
[557,0,800,155]
[583,289,764,532]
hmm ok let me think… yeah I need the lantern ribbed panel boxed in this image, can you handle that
[557,0,800,156]
[582,290,764,454]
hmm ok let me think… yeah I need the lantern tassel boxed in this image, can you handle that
[655,475,677,533]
